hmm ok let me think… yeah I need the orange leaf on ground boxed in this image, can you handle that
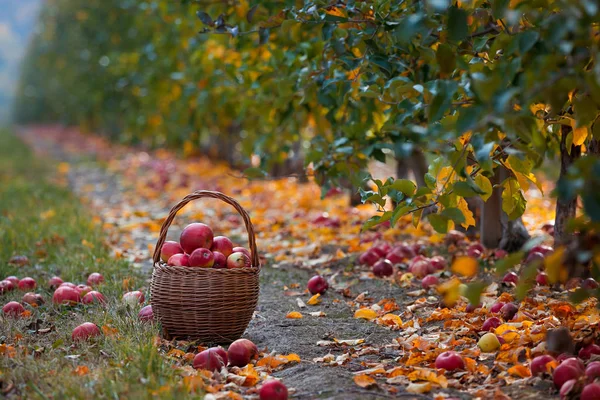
[354,309,378,320]
[378,313,403,328]
[239,364,260,387]
[508,364,531,378]
[286,311,303,319]
[451,256,478,277]
[353,374,377,388]
[307,293,321,305]
[72,365,89,376]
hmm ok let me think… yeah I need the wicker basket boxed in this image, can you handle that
[150,190,260,343]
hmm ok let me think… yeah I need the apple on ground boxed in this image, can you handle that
[559,379,580,399]
[17,277,36,290]
[465,303,481,313]
[138,305,153,322]
[307,275,328,295]
[188,248,214,268]
[494,249,508,259]
[87,272,105,286]
[536,272,549,285]
[212,251,227,268]
[76,285,93,296]
[372,259,394,277]
[478,333,501,352]
[585,361,600,381]
[260,379,288,400]
[530,355,556,376]
[53,286,81,305]
[211,236,234,258]
[553,363,583,389]
[435,351,465,371]
[122,290,145,305]
[228,338,258,367]
[500,303,519,320]
[82,291,107,305]
[444,230,466,245]
[227,252,251,269]
[410,259,433,278]
[167,253,189,267]
[180,223,214,254]
[193,348,226,372]
[160,241,184,262]
[421,275,439,289]
[22,292,44,306]
[0,280,15,294]
[490,302,505,313]
[502,272,518,284]
[48,276,64,289]
[582,383,600,400]
[582,278,599,290]
[2,301,25,317]
[359,250,380,266]
[72,322,101,341]
[5,276,19,285]
[429,256,447,270]
[60,282,77,289]
[530,245,553,255]
[481,317,502,332]
[579,344,600,360]
[467,246,482,259]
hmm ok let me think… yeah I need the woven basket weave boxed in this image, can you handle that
[150,190,260,343]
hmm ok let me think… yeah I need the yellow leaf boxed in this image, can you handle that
[507,364,531,378]
[354,308,378,320]
[257,356,285,369]
[353,374,377,388]
[406,382,432,394]
[545,247,566,283]
[286,311,303,319]
[282,353,301,363]
[379,313,403,327]
[569,118,589,146]
[407,368,448,388]
[457,197,476,229]
[307,293,321,305]
[72,365,89,376]
[239,364,259,387]
[451,256,478,277]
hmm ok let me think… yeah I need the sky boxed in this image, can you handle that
[0,0,41,121]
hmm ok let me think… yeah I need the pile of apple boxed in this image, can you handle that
[160,222,253,269]
[192,338,288,400]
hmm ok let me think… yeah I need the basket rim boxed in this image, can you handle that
[152,261,261,274]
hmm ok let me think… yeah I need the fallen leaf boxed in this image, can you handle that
[507,364,531,378]
[72,365,89,376]
[296,298,306,308]
[406,382,432,394]
[307,293,321,305]
[333,338,365,346]
[309,311,326,317]
[286,311,303,319]
[353,374,377,388]
[354,308,378,320]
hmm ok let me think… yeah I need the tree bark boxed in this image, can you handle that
[410,148,428,188]
[554,124,582,245]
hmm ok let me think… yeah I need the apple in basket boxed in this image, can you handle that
[211,236,234,258]
[188,248,215,268]
[161,241,184,262]
[227,252,251,269]
[180,223,214,254]
[213,251,227,268]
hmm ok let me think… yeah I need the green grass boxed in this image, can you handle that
[0,131,200,399]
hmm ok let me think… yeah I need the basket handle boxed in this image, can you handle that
[152,190,260,268]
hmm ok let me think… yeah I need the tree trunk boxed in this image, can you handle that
[410,148,428,188]
[481,170,504,248]
[554,124,582,244]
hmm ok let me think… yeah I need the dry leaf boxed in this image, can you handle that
[307,293,321,305]
[353,374,377,388]
[406,382,432,394]
[354,309,378,320]
[286,311,303,319]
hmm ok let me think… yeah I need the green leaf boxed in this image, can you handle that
[361,212,392,232]
[447,6,468,42]
[515,263,537,301]
[495,251,524,275]
[391,205,412,227]
[502,178,527,220]
[452,181,477,197]
[196,11,213,26]
[389,179,416,197]
[474,174,493,202]
[436,44,456,75]
[428,213,450,233]
[441,207,466,224]
[517,31,539,54]
[243,167,268,179]
[464,281,488,306]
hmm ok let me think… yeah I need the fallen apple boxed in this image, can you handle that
[82,291,107,305]
[22,292,44,306]
[180,223,214,254]
[530,355,556,376]
[2,301,25,317]
[72,322,101,341]
[502,272,518,285]
[307,275,328,295]
[559,379,580,399]
[410,259,433,278]
[189,248,215,268]
[478,332,501,352]
[227,252,251,269]
[17,277,36,290]
[259,379,288,400]
[138,305,153,322]
[581,383,600,400]
[48,276,64,289]
[536,272,549,286]
[435,351,465,371]
[372,259,394,277]
[76,285,93,296]
[228,338,258,367]
[421,275,439,289]
[585,361,600,382]
[87,272,105,286]
[5,276,19,285]
[490,302,505,313]
[193,348,226,372]
[53,286,81,305]
[553,363,583,390]
[429,256,447,270]
[160,241,184,262]
[481,317,502,332]
[122,290,145,305]
[359,250,380,266]
[560,358,585,373]
[0,280,15,294]
[582,278,599,290]
[500,303,519,321]
[579,344,600,360]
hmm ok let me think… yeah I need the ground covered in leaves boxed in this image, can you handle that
[1,126,597,399]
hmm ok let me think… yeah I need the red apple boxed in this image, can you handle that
[467,247,482,259]
[228,338,259,367]
[566,278,583,290]
[76,285,93,296]
[189,248,214,268]
[0,280,15,294]
[410,259,433,278]
[212,251,227,269]
[2,301,25,317]
[466,303,481,313]
[385,249,404,265]
[5,276,19,285]
[167,253,189,267]
[554,363,583,390]
[370,246,387,258]
[430,256,447,270]
[579,344,600,360]
[307,275,328,295]
[412,242,426,256]
[82,291,106,305]
[359,250,381,266]
[87,272,104,286]
[490,302,505,313]
[560,379,580,399]
[123,291,145,305]
[560,358,585,373]
[53,286,81,305]
[393,244,416,260]
[502,272,518,284]
[494,249,508,259]
[585,361,600,382]
[211,236,234,258]
[138,305,153,322]
[372,259,394,277]
[530,245,553,255]
[193,348,226,372]
[213,347,228,365]
[536,272,549,286]
[60,282,77,289]
[445,230,466,245]
[482,317,502,332]
[72,322,101,341]
[422,275,439,289]
[582,383,600,400]
[500,303,519,320]
[48,276,64,289]
[435,351,465,371]
[180,223,214,254]
[375,242,391,256]
[232,247,251,258]
[160,241,184,262]
[18,277,36,290]
[582,278,599,290]
[260,380,288,400]
[531,355,556,376]
[22,292,44,306]
[227,252,251,269]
